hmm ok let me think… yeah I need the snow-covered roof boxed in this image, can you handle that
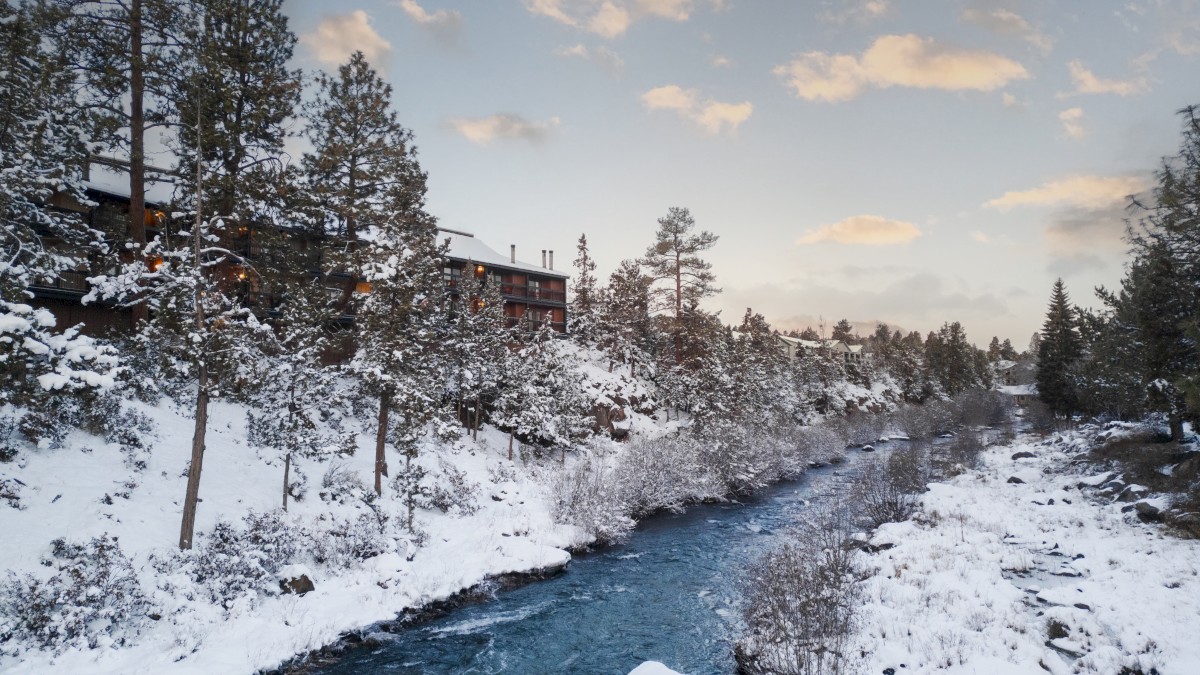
[1000,384,1037,396]
[437,228,568,279]
[84,161,176,205]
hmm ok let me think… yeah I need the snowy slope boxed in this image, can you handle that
[855,432,1200,674]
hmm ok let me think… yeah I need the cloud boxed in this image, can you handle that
[1063,60,1149,96]
[300,11,392,68]
[711,54,732,67]
[554,43,625,73]
[796,215,923,245]
[447,114,562,145]
[983,175,1148,211]
[961,8,1053,54]
[1058,107,1085,140]
[773,34,1029,103]
[819,0,890,24]
[642,85,752,134]
[524,0,695,38]
[972,231,989,244]
[1001,92,1027,108]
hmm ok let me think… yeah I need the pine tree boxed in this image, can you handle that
[599,259,653,378]
[174,0,300,221]
[301,50,429,316]
[1036,279,1082,420]
[56,0,185,323]
[443,268,509,439]
[0,1,119,405]
[641,207,719,364]
[831,319,855,343]
[568,233,599,342]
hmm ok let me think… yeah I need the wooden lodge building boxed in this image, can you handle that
[439,228,568,333]
[27,160,570,336]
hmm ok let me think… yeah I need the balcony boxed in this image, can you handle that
[497,282,565,304]
[28,270,90,299]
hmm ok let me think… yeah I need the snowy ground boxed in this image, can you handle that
[0,392,661,674]
[855,430,1200,674]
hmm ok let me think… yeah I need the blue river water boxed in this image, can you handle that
[313,449,876,674]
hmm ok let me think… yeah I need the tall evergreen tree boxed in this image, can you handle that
[57,0,185,323]
[0,1,119,404]
[641,207,719,364]
[1036,279,1082,420]
[568,233,599,342]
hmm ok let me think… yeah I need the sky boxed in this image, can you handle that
[282,0,1200,345]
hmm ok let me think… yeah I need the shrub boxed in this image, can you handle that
[853,445,928,528]
[549,459,634,545]
[306,512,391,567]
[613,434,712,516]
[0,535,151,654]
[739,505,862,675]
[185,512,299,610]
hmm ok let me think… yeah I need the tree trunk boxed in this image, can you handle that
[282,452,290,512]
[473,398,480,441]
[178,364,208,550]
[404,453,415,532]
[128,0,149,326]
[674,251,682,365]
[375,391,390,496]
[508,431,514,461]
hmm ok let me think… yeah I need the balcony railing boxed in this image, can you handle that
[29,270,90,296]
[497,282,565,303]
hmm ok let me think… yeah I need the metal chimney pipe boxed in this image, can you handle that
[510,244,516,264]
[541,250,547,268]
[549,250,554,270]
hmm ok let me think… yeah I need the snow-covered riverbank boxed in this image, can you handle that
[854,429,1200,674]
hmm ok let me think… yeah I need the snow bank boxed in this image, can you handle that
[854,432,1200,674]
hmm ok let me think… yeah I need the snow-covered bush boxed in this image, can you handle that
[852,446,928,528]
[613,434,714,516]
[695,425,788,495]
[426,457,480,516]
[306,512,391,568]
[891,404,936,440]
[0,534,151,654]
[184,513,299,610]
[550,459,635,544]
[319,461,367,504]
[831,413,887,447]
[739,505,861,675]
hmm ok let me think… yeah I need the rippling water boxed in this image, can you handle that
[314,448,877,674]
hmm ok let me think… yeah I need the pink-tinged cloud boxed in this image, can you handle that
[774,34,1029,103]
[797,215,923,245]
[300,11,392,67]
[983,175,1148,211]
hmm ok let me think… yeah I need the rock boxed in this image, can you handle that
[1116,485,1150,503]
[1073,603,1091,611]
[1007,476,1025,484]
[1135,500,1163,523]
[279,573,315,596]
[861,444,875,452]
[862,542,895,554]
[1012,451,1036,460]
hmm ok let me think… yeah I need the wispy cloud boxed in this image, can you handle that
[300,11,392,68]
[972,231,990,244]
[1058,107,1085,140]
[1062,60,1149,97]
[797,215,922,245]
[554,43,625,74]
[774,34,1029,103]
[711,54,732,67]
[819,0,890,24]
[961,8,1053,54]
[447,114,562,145]
[524,0,696,38]
[396,0,462,43]
[983,175,1148,211]
[642,85,752,134]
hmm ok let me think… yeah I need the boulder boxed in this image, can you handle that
[1116,485,1150,503]
[1011,451,1036,460]
[1007,476,1025,484]
[861,444,875,452]
[279,574,315,596]
[1135,500,1163,523]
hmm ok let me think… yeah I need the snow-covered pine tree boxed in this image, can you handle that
[568,234,599,343]
[443,266,509,440]
[301,51,429,311]
[641,207,719,365]
[56,0,185,324]
[245,273,349,511]
[598,259,653,378]
[1036,279,1082,420]
[0,2,118,407]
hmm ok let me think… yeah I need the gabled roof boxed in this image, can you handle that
[84,159,176,205]
[437,228,569,279]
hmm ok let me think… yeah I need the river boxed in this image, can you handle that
[312,446,882,674]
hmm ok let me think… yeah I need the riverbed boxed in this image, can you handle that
[312,448,879,674]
